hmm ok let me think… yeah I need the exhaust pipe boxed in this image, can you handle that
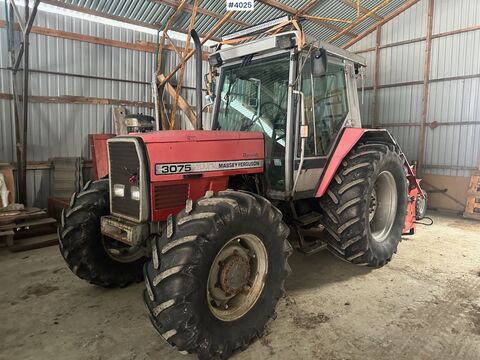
[191,29,203,130]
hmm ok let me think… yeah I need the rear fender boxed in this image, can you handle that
[314,128,423,235]
[315,128,403,198]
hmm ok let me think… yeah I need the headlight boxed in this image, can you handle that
[131,186,140,201]
[113,184,125,197]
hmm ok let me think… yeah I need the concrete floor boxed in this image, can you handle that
[0,213,479,360]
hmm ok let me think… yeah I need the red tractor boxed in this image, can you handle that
[58,18,423,359]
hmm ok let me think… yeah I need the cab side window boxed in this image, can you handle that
[300,61,349,157]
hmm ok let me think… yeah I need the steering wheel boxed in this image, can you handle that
[260,102,287,129]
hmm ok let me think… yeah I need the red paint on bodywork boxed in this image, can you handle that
[150,177,229,220]
[89,134,115,179]
[314,127,423,235]
[131,130,265,222]
[315,128,366,197]
[402,161,424,235]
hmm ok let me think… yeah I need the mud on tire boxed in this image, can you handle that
[144,190,292,359]
[58,179,145,287]
[319,142,408,267]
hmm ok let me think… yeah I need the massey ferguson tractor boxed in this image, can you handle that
[58,17,423,359]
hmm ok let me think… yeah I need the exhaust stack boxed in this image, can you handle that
[191,30,203,130]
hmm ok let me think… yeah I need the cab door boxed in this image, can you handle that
[292,56,353,198]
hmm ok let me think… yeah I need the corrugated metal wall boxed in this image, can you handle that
[349,0,480,178]
[0,5,208,207]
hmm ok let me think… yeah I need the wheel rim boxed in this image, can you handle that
[417,197,426,215]
[101,235,144,263]
[369,171,398,243]
[207,234,268,322]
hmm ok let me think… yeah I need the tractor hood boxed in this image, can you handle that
[130,130,264,144]
[108,130,265,222]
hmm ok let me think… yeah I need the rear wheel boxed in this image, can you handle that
[144,190,291,359]
[58,179,146,287]
[319,143,408,267]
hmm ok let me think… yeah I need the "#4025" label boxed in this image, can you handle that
[226,0,254,11]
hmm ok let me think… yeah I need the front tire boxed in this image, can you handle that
[58,179,146,287]
[144,190,291,359]
[319,142,408,267]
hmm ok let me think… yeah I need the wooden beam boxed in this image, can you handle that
[158,75,197,128]
[0,93,154,108]
[343,0,420,49]
[161,12,234,85]
[355,24,480,53]
[329,0,390,43]
[418,0,434,168]
[168,0,199,129]
[340,0,383,21]
[295,0,318,16]
[0,20,209,60]
[156,0,188,74]
[152,0,249,28]
[302,15,352,24]
[41,0,159,30]
[40,0,216,40]
[257,0,357,37]
[432,24,480,39]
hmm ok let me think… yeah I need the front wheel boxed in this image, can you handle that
[319,142,408,267]
[144,190,291,359]
[58,179,146,287]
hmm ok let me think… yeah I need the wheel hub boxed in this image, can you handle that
[207,234,268,322]
[369,171,398,243]
[219,253,251,296]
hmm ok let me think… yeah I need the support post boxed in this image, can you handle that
[19,0,29,205]
[7,0,40,205]
[418,0,434,169]
[372,25,382,127]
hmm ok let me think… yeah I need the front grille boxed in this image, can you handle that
[109,141,142,220]
[154,184,189,210]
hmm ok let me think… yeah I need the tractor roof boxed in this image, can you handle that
[209,17,366,68]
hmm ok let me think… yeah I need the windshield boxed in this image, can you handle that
[215,55,291,191]
[216,56,290,156]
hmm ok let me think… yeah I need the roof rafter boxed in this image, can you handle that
[41,0,215,40]
[152,0,249,28]
[329,0,390,43]
[343,0,420,48]
[340,0,383,21]
[295,0,318,16]
[257,0,357,38]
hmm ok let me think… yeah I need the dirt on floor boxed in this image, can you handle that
[0,212,479,360]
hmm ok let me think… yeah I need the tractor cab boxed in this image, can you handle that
[209,19,367,200]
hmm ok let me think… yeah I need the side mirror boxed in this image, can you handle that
[311,48,328,77]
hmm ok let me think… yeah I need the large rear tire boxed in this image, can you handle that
[319,142,408,267]
[144,190,291,359]
[58,179,146,287]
